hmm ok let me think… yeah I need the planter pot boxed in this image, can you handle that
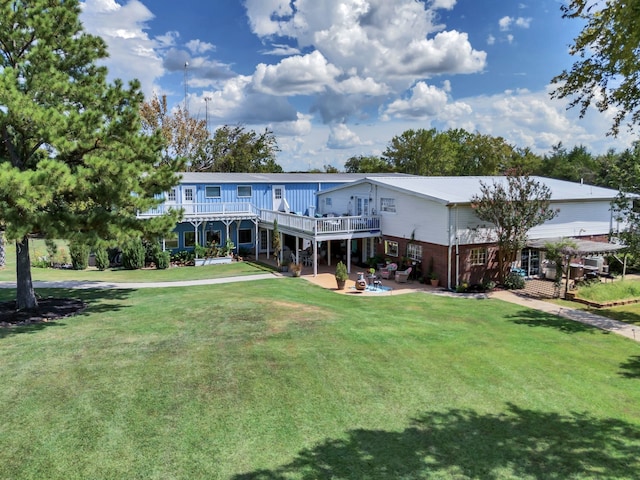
[430,279,439,287]
[194,256,233,266]
[336,279,346,290]
[291,270,301,277]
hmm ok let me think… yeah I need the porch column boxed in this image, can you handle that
[295,235,300,263]
[327,241,332,267]
[313,238,318,277]
[254,222,259,260]
[346,243,351,274]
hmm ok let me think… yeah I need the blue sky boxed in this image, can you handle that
[79,0,635,171]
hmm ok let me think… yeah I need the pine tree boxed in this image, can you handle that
[0,1,180,309]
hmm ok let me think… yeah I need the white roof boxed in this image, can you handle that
[177,172,410,184]
[324,176,621,205]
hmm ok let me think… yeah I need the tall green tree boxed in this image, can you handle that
[194,125,282,173]
[471,173,558,283]
[551,0,640,135]
[0,0,179,309]
[383,128,456,175]
[344,155,394,173]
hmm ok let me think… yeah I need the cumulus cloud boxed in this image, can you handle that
[252,51,342,96]
[382,81,450,120]
[327,123,370,149]
[80,0,164,94]
[186,39,216,55]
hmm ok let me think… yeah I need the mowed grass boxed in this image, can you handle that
[0,239,273,283]
[1,280,640,479]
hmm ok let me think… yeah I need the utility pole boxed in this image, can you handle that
[184,61,189,116]
[204,97,211,134]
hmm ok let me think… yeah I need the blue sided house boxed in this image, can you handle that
[138,172,407,275]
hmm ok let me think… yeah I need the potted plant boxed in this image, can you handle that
[289,262,303,277]
[335,261,348,290]
[429,271,439,287]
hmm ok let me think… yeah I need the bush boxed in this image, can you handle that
[171,250,194,265]
[69,240,90,270]
[503,272,526,290]
[122,239,146,270]
[155,250,171,269]
[94,246,110,271]
[144,240,162,265]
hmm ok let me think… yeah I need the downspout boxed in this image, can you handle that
[447,205,453,290]
[455,206,460,289]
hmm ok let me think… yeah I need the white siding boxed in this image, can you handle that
[373,186,450,245]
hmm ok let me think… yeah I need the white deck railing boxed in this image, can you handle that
[260,210,380,235]
[138,202,258,218]
[139,203,380,236]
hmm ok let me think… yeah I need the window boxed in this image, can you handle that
[184,188,194,202]
[206,230,221,246]
[380,197,396,213]
[470,248,487,266]
[407,243,423,261]
[167,189,177,202]
[237,185,252,197]
[184,231,196,247]
[164,237,178,249]
[274,187,283,199]
[325,197,332,206]
[238,229,252,244]
[384,240,399,257]
[205,186,221,198]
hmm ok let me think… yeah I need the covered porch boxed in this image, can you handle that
[258,210,382,276]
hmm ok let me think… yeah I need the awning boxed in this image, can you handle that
[525,237,626,255]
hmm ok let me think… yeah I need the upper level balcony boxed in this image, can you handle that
[138,202,259,220]
[138,202,381,238]
[259,210,381,239]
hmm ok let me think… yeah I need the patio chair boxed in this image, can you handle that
[395,267,412,283]
[380,263,398,279]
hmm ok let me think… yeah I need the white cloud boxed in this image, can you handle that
[382,81,450,120]
[80,0,164,95]
[186,39,215,55]
[252,51,342,96]
[270,113,314,137]
[260,44,301,56]
[244,0,486,91]
[499,16,513,31]
[487,34,496,45]
[515,17,532,28]
[327,123,369,149]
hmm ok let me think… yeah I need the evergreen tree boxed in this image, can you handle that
[0,0,180,309]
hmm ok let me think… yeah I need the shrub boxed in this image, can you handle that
[69,240,90,270]
[94,246,110,271]
[155,251,171,270]
[455,282,469,293]
[335,261,348,281]
[144,240,162,265]
[122,239,146,270]
[171,250,194,265]
[504,272,525,290]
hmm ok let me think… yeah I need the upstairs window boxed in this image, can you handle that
[205,186,221,198]
[237,186,252,197]
[380,197,396,213]
[167,189,177,202]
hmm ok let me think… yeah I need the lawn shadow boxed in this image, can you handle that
[0,287,134,339]
[507,308,598,334]
[233,403,640,479]
[620,355,640,379]
[597,309,640,327]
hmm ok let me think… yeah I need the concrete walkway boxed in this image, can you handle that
[490,290,640,343]
[0,272,284,290]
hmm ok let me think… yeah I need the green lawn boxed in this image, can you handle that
[0,239,273,283]
[1,280,639,479]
